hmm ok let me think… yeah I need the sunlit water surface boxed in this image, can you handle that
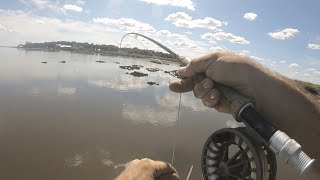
[0,48,307,180]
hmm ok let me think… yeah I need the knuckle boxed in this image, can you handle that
[201,89,220,108]
[202,98,210,107]
[189,59,197,67]
[193,87,203,99]
[130,159,140,164]
[212,88,220,98]
[193,81,210,99]
[141,158,151,162]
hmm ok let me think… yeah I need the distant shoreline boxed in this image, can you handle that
[0,45,178,62]
[1,45,319,96]
[0,45,16,48]
[14,41,179,62]
[17,47,179,62]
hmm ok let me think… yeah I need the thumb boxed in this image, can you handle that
[178,52,221,78]
[152,161,178,178]
[169,78,195,93]
[156,173,180,180]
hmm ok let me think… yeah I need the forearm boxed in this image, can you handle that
[253,71,320,176]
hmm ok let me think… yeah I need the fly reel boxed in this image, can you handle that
[201,127,277,180]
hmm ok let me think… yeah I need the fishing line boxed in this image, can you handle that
[131,36,179,80]
[123,35,181,162]
[120,34,192,180]
[131,35,182,165]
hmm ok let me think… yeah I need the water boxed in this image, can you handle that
[0,47,307,180]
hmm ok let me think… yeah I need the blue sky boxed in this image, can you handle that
[1,0,320,83]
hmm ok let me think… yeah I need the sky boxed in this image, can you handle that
[1,0,320,83]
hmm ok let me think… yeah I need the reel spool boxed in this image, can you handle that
[201,127,277,180]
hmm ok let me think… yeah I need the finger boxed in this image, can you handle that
[152,161,178,177]
[156,173,180,180]
[214,98,232,114]
[129,159,140,165]
[201,88,221,108]
[193,78,214,99]
[169,78,195,93]
[178,52,221,78]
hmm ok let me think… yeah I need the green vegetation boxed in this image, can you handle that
[18,41,176,61]
[295,80,320,96]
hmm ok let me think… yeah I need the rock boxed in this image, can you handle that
[147,82,159,86]
[128,71,148,77]
[96,60,106,63]
[41,61,47,64]
[164,70,178,77]
[59,61,66,63]
[113,62,120,64]
[146,68,162,72]
[119,65,144,70]
[150,60,169,65]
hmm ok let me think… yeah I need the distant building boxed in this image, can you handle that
[58,44,72,50]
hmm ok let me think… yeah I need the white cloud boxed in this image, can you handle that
[93,17,156,33]
[140,0,195,11]
[118,28,209,57]
[306,68,316,71]
[250,56,265,62]
[166,12,192,21]
[210,46,224,51]
[63,4,83,12]
[75,0,85,5]
[21,0,85,14]
[156,30,171,36]
[308,43,320,50]
[270,63,277,67]
[156,30,209,57]
[279,60,286,63]
[165,12,227,30]
[0,10,122,46]
[34,19,45,24]
[289,63,300,68]
[24,0,65,13]
[243,12,257,21]
[185,31,192,35]
[0,24,14,32]
[268,28,299,40]
[0,10,209,58]
[201,32,250,44]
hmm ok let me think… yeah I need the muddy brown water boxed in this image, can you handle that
[0,47,307,180]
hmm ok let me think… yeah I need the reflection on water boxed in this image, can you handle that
[65,152,88,167]
[58,87,77,95]
[122,104,177,127]
[0,48,307,180]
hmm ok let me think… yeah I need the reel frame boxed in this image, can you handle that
[201,127,277,180]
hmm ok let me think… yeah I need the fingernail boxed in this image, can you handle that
[203,79,212,89]
[210,93,215,100]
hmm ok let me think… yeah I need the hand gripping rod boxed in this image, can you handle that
[121,33,315,175]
